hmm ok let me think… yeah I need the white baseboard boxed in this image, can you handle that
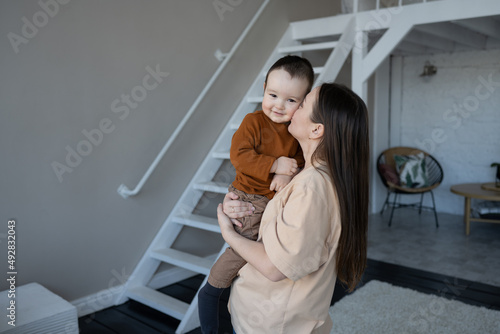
[71,267,199,317]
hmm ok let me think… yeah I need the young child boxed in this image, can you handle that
[198,55,314,333]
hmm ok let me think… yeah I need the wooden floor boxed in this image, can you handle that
[78,259,500,334]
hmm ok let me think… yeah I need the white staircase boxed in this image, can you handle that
[115,15,356,334]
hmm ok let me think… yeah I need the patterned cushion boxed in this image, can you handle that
[394,153,429,188]
[378,163,400,185]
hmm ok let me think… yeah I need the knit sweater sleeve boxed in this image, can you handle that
[230,114,276,183]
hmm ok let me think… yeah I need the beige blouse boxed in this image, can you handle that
[229,165,341,334]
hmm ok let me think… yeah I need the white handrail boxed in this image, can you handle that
[117,0,270,198]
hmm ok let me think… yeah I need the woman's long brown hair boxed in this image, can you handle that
[311,83,369,292]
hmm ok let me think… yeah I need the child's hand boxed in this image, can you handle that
[272,157,298,176]
[270,174,292,193]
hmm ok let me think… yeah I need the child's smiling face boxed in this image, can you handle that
[262,69,309,124]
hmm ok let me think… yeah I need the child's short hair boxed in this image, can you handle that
[265,55,314,93]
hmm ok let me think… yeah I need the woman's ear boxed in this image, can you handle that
[310,124,324,139]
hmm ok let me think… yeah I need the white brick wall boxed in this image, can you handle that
[398,49,500,214]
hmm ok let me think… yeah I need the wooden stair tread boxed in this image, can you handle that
[278,41,337,53]
[172,213,221,233]
[150,248,214,275]
[212,151,230,160]
[126,286,189,320]
[260,66,323,76]
[193,181,229,194]
[247,96,263,103]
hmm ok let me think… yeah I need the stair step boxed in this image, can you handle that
[278,41,337,53]
[247,96,263,103]
[150,248,214,275]
[314,66,325,74]
[193,181,229,194]
[261,66,323,76]
[127,286,189,320]
[229,122,240,130]
[212,151,230,160]
[172,213,221,233]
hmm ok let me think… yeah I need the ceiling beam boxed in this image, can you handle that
[452,17,500,40]
[414,22,487,49]
[395,40,431,55]
[356,0,500,31]
[354,0,500,85]
[404,30,456,52]
[361,17,413,82]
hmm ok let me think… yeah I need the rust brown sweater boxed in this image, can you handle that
[230,110,304,200]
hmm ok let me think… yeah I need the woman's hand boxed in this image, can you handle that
[217,204,286,282]
[223,192,254,227]
[217,204,238,239]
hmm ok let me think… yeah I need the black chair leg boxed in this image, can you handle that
[418,193,424,214]
[388,193,398,227]
[430,191,439,228]
[380,191,391,215]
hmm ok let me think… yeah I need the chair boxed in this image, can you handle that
[377,147,443,227]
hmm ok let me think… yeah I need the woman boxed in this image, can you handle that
[217,82,369,333]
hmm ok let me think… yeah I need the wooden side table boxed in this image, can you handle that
[481,182,500,192]
[450,183,500,235]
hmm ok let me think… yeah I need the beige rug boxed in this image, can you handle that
[329,280,500,334]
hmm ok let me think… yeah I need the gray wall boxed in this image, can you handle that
[0,0,339,302]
